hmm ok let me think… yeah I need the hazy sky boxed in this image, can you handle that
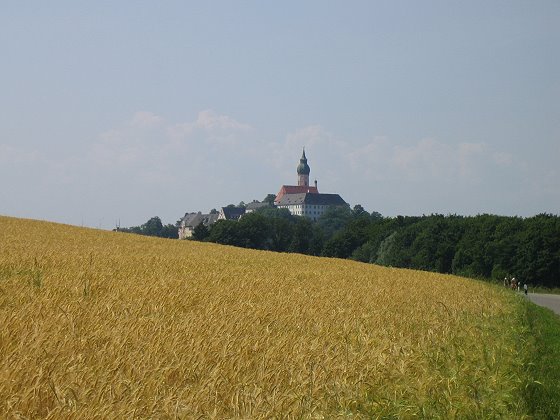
[1,1,559,228]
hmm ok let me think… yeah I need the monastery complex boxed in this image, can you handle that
[178,149,347,239]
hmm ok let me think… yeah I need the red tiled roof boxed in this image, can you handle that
[275,185,319,203]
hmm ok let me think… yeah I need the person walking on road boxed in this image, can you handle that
[524,283,528,295]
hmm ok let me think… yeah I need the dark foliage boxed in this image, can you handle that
[192,222,210,241]
[117,216,178,239]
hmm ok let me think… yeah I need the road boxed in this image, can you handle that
[528,293,560,316]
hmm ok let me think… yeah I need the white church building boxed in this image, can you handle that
[274,149,348,221]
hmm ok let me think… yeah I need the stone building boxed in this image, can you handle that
[276,192,347,221]
[217,206,246,221]
[178,212,218,239]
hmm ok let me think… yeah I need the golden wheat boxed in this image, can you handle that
[0,216,528,418]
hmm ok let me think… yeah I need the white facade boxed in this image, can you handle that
[277,202,331,221]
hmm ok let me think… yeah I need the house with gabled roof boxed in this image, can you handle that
[218,206,246,221]
[178,212,219,239]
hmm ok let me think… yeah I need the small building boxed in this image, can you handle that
[178,212,219,239]
[218,206,246,221]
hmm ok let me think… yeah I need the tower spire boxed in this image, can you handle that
[297,148,310,186]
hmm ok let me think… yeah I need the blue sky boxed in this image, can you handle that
[1,1,558,228]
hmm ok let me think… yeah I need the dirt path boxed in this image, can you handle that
[528,293,560,316]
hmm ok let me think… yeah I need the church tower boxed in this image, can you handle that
[297,148,310,187]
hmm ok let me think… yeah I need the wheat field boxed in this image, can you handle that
[0,216,529,418]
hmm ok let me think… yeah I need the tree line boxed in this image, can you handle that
[191,206,560,288]
[117,216,178,239]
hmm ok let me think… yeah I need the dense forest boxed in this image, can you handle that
[190,206,560,288]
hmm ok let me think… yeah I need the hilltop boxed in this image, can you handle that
[1,216,558,417]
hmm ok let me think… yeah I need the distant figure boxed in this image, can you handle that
[524,283,528,295]
[511,277,517,290]
[504,276,508,287]
[518,281,521,292]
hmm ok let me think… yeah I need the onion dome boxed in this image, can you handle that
[297,148,310,175]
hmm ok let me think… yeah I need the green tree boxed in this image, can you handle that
[451,215,501,278]
[370,211,383,220]
[351,241,378,263]
[237,212,272,249]
[263,194,277,205]
[289,218,314,254]
[409,215,463,273]
[352,204,367,217]
[376,232,397,266]
[160,224,179,239]
[488,216,523,280]
[323,230,362,259]
[516,214,560,287]
[141,216,163,236]
[207,220,242,246]
[192,222,210,241]
[269,217,294,251]
[256,206,294,220]
[317,205,352,240]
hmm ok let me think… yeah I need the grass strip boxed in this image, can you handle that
[524,301,560,419]
[529,287,560,295]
